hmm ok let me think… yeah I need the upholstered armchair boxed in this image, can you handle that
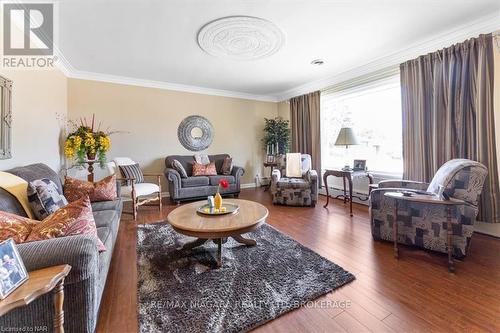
[270,154,318,207]
[107,157,162,220]
[370,159,488,258]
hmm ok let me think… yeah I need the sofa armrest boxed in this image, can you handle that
[17,235,99,285]
[378,180,429,191]
[164,168,181,188]
[231,166,245,182]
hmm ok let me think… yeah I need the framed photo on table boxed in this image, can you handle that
[0,239,28,299]
[353,159,366,171]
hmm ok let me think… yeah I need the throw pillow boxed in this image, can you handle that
[27,179,68,220]
[0,211,36,243]
[26,196,105,251]
[64,174,117,202]
[171,159,188,178]
[194,154,210,165]
[221,157,233,175]
[286,153,303,178]
[118,164,144,186]
[192,162,217,176]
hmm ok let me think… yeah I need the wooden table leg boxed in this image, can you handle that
[348,176,353,217]
[393,201,399,259]
[232,234,257,246]
[216,238,222,268]
[342,176,347,203]
[53,278,65,333]
[181,238,207,250]
[323,173,330,208]
[447,207,455,273]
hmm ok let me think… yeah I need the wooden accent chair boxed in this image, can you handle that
[107,157,162,220]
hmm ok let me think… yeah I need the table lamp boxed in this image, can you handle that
[334,127,359,170]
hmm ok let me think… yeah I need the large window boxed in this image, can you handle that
[321,73,403,174]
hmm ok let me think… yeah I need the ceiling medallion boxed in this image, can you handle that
[197,16,285,60]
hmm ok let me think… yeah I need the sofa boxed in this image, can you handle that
[370,159,488,258]
[0,163,123,333]
[270,154,318,207]
[164,154,244,203]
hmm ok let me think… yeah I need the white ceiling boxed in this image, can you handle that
[57,0,500,101]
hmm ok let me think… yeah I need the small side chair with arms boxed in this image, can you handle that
[107,157,162,220]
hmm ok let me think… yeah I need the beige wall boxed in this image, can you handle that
[0,69,67,171]
[277,101,290,121]
[67,79,278,185]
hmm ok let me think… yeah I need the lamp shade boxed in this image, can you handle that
[334,127,359,146]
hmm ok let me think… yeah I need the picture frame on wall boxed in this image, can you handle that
[0,239,29,299]
[353,159,366,171]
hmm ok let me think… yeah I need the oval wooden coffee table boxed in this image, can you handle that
[167,199,269,267]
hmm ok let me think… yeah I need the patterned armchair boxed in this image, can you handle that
[370,159,488,258]
[270,154,318,207]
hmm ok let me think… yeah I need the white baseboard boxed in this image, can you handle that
[474,221,500,238]
[241,183,257,189]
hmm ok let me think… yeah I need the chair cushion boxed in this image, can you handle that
[181,176,210,188]
[277,177,310,189]
[119,163,144,185]
[27,179,68,220]
[208,175,235,186]
[121,183,160,197]
[91,199,122,212]
[92,209,118,228]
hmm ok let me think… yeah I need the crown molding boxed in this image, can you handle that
[276,12,500,101]
[53,49,279,102]
[53,12,499,104]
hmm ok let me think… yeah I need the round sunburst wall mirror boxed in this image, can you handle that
[177,115,214,151]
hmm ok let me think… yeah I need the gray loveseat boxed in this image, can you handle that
[0,163,122,333]
[165,154,245,203]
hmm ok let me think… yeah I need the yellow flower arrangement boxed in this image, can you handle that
[64,115,113,167]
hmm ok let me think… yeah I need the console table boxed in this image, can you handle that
[323,169,373,216]
[263,161,279,191]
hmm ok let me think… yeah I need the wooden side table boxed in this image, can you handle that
[323,169,373,216]
[0,265,71,332]
[384,192,465,272]
[263,161,279,192]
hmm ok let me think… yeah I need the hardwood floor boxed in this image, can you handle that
[96,189,500,333]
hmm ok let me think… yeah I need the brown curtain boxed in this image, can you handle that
[401,33,500,223]
[290,91,322,186]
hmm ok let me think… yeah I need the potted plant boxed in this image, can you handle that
[63,115,112,167]
[262,117,290,156]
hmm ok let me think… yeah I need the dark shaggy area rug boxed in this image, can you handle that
[137,222,355,333]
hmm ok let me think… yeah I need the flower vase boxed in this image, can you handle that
[214,192,222,210]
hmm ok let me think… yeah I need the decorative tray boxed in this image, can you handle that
[197,203,240,216]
